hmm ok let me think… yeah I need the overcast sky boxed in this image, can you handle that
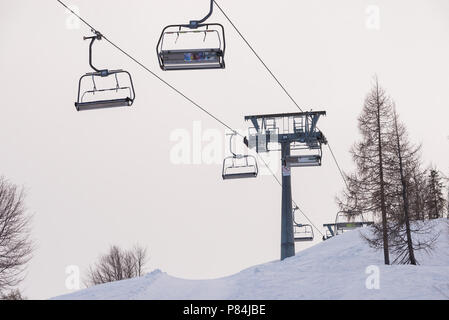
[0,0,448,299]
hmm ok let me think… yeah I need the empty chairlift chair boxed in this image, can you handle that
[294,224,314,242]
[284,115,325,167]
[293,206,314,242]
[75,32,136,111]
[333,211,375,236]
[222,133,258,180]
[157,0,225,71]
[285,145,323,168]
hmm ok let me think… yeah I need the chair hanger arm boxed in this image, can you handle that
[189,0,214,28]
[84,31,107,74]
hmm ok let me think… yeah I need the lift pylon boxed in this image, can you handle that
[244,111,327,260]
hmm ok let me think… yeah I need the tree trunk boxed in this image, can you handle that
[393,111,416,265]
[375,84,390,265]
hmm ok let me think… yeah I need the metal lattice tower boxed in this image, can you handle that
[244,111,327,260]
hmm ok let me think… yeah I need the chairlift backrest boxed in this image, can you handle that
[333,211,375,235]
[285,155,322,168]
[336,222,365,231]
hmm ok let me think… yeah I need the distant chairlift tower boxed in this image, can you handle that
[244,111,327,260]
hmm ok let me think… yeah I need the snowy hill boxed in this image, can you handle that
[55,219,449,300]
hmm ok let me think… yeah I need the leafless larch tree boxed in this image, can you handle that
[338,78,439,265]
[337,77,394,265]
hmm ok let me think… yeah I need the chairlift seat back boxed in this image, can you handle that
[336,222,365,231]
[160,48,223,70]
[285,155,322,167]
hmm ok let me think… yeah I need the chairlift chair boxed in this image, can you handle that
[222,133,258,180]
[75,32,136,111]
[334,211,374,236]
[285,136,323,168]
[294,224,314,242]
[336,222,366,232]
[293,205,314,242]
[157,0,226,71]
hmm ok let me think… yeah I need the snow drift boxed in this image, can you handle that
[55,219,449,300]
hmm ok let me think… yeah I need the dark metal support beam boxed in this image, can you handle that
[281,142,295,260]
[245,111,326,121]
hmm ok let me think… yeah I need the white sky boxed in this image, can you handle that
[0,0,448,299]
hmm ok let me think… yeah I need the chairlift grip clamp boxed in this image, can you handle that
[189,21,200,29]
[188,0,214,29]
[84,30,103,41]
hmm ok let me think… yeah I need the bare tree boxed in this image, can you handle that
[85,245,148,287]
[425,169,446,219]
[0,177,33,292]
[337,77,394,265]
[385,107,418,264]
[0,288,25,300]
[339,86,439,265]
[408,166,427,221]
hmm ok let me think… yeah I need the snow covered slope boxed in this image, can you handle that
[55,219,449,300]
